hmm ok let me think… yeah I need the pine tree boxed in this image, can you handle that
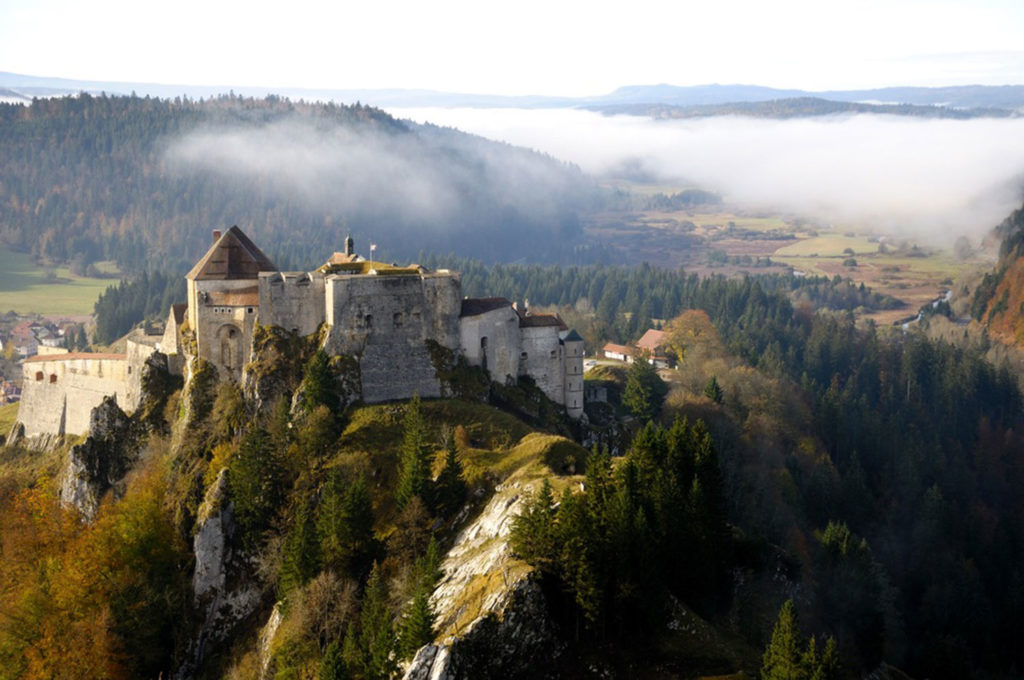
[319,640,347,680]
[345,564,396,680]
[279,494,321,598]
[510,479,557,574]
[623,356,666,422]
[395,395,433,512]
[434,436,467,518]
[318,471,377,582]
[703,375,724,403]
[762,599,806,680]
[398,587,434,660]
[229,427,284,548]
[301,348,338,414]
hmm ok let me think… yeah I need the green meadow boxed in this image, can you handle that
[0,249,119,316]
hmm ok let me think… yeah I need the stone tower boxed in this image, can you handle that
[186,226,277,378]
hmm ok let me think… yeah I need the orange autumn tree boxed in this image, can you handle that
[0,472,187,679]
[662,309,723,364]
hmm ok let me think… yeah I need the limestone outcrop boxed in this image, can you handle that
[178,468,261,679]
[59,396,139,520]
[402,479,562,680]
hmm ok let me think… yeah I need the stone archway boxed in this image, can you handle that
[217,324,242,370]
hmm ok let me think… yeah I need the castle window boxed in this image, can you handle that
[247,307,254,314]
[49,374,57,383]
[365,314,373,328]
[520,352,528,361]
[393,312,403,328]
[550,350,557,358]
[127,366,132,374]
[35,371,43,381]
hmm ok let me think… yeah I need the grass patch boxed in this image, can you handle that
[0,437,65,488]
[688,213,790,232]
[585,363,628,384]
[462,432,588,482]
[0,249,120,316]
[773,234,877,257]
[0,403,19,438]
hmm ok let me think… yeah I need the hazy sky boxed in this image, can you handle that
[2,0,1024,94]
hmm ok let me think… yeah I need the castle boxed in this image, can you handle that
[16,227,584,437]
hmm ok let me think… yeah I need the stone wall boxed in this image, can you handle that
[258,271,326,336]
[324,271,461,403]
[125,336,160,410]
[190,279,260,379]
[519,326,565,405]
[18,354,131,436]
[459,306,521,384]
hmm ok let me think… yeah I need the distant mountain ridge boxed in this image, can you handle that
[593,96,1017,120]
[3,71,1024,113]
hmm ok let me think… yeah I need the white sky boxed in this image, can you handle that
[2,0,1024,95]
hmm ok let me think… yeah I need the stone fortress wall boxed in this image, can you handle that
[258,271,327,337]
[459,303,522,383]
[17,336,157,437]
[324,271,462,402]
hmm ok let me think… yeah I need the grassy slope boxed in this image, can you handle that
[0,402,18,437]
[0,248,119,316]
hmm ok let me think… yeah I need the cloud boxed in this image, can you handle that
[164,119,460,224]
[392,107,1024,243]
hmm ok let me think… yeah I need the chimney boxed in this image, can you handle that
[212,229,222,243]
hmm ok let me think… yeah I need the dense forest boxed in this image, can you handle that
[0,94,602,271]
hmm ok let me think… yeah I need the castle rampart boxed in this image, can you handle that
[258,271,326,336]
[324,270,462,402]
[20,353,131,437]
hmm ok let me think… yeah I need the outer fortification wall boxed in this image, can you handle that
[324,271,461,402]
[19,354,130,436]
[258,272,326,336]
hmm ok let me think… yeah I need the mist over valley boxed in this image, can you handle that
[395,106,1024,245]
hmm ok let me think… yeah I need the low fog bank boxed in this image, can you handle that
[162,115,596,263]
[393,107,1024,243]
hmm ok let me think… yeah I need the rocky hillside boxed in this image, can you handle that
[971,201,1024,343]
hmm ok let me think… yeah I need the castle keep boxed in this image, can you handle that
[17,227,584,437]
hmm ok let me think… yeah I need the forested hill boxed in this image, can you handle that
[0,94,601,272]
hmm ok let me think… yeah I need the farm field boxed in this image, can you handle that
[0,249,119,317]
[585,200,993,326]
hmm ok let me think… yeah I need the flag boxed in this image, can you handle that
[370,243,377,253]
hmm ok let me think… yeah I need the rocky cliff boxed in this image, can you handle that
[403,477,562,680]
